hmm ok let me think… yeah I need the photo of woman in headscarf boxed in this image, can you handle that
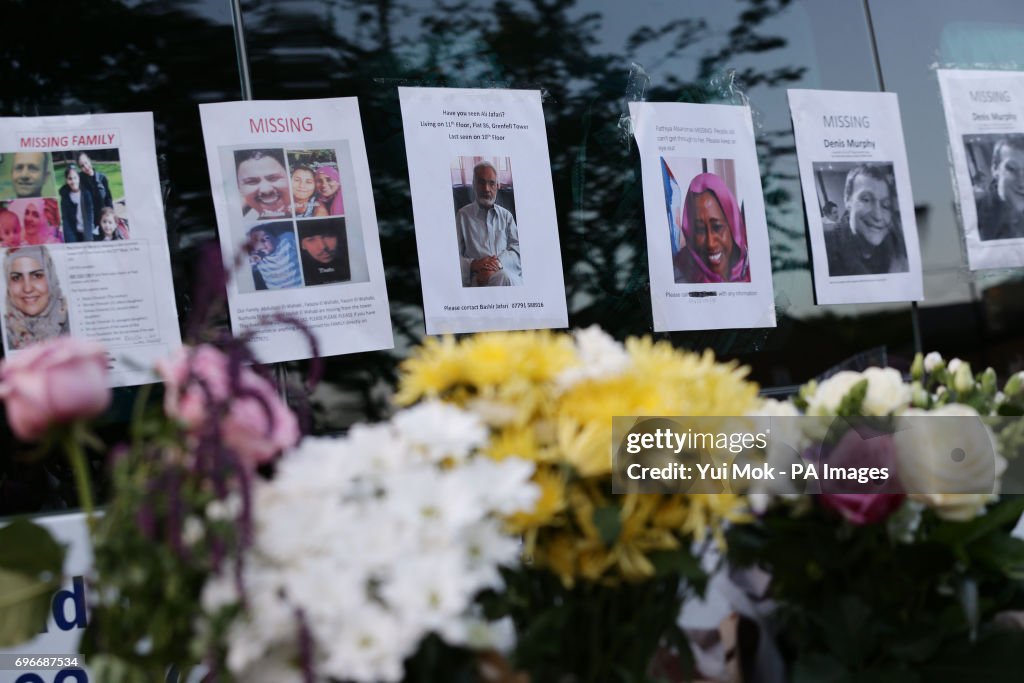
[9,198,62,245]
[4,245,70,350]
[668,170,751,284]
[247,223,303,291]
[314,164,345,216]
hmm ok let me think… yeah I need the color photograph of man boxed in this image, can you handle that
[966,134,1024,241]
[10,152,51,198]
[234,148,291,220]
[297,218,350,286]
[453,158,521,287]
[247,223,303,291]
[816,162,909,276]
[76,151,115,225]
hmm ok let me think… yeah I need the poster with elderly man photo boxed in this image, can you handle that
[398,87,568,335]
[788,89,923,305]
[937,69,1024,270]
[0,111,182,387]
[199,97,394,363]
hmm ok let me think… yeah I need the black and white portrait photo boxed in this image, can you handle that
[963,133,1024,242]
[813,161,909,276]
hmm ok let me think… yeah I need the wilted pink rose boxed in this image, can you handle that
[156,345,299,467]
[0,338,111,441]
[820,492,904,525]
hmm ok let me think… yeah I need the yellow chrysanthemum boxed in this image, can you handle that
[395,335,464,405]
[506,466,567,533]
[396,327,761,586]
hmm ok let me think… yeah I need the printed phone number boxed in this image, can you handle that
[6,656,81,670]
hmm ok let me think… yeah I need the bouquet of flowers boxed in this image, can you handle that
[726,360,1024,681]
[202,401,538,682]
[0,335,539,682]
[396,326,760,681]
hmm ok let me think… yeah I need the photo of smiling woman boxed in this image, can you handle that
[815,162,908,276]
[663,158,750,284]
[3,245,70,350]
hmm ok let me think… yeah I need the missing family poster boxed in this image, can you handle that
[788,89,923,305]
[630,101,776,331]
[199,97,393,363]
[397,87,568,335]
[937,69,1024,270]
[0,112,182,386]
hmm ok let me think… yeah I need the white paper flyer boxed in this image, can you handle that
[199,98,393,363]
[397,87,568,335]
[937,69,1024,270]
[788,89,923,305]
[0,112,182,386]
[630,101,776,331]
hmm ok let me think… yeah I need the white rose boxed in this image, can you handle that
[947,358,962,374]
[923,352,943,373]
[861,367,912,416]
[894,404,1006,521]
[806,371,864,415]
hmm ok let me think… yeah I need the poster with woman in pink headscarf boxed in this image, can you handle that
[630,101,776,331]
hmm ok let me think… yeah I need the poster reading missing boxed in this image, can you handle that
[199,98,393,363]
[0,112,182,386]
[788,89,923,305]
[630,101,776,331]
[937,69,1024,270]
[398,87,568,335]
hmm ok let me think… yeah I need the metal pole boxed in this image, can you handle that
[863,0,924,356]
[229,0,254,101]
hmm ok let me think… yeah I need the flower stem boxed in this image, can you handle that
[65,423,95,528]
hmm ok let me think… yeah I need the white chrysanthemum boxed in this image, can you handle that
[210,403,536,683]
[391,400,488,463]
[556,325,629,390]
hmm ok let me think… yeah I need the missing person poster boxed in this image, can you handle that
[397,87,568,335]
[199,98,394,363]
[630,101,776,331]
[937,69,1024,270]
[0,112,182,386]
[788,89,923,305]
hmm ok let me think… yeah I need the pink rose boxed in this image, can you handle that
[0,338,111,441]
[820,492,904,525]
[156,345,299,467]
[817,424,904,524]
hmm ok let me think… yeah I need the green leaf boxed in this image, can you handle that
[836,379,868,417]
[0,566,56,647]
[592,506,621,547]
[973,534,1024,579]
[0,519,65,647]
[647,549,705,581]
[0,518,65,575]
[930,497,1024,547]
